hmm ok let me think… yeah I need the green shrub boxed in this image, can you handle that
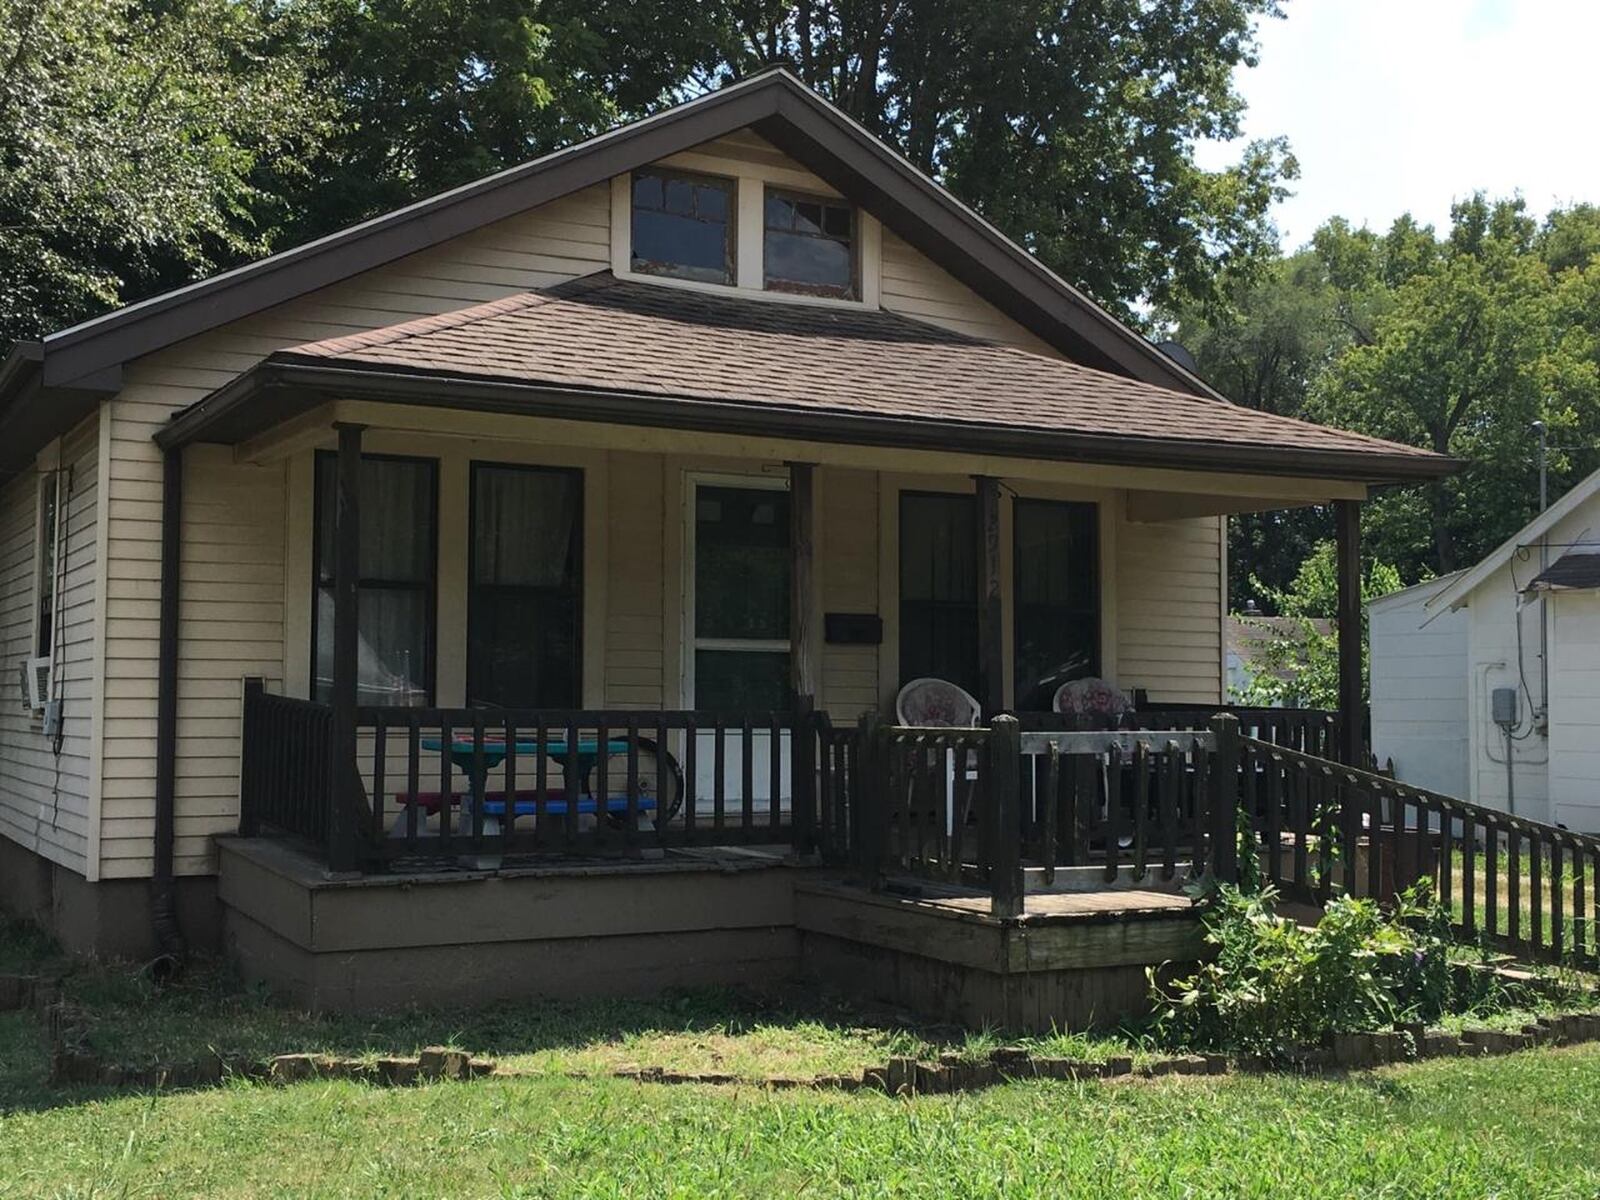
[1150,881,1467,1058]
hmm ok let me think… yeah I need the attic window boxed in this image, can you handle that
[631,169,734,285]
[764,189,856,298]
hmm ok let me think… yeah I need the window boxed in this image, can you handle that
[35,474,58,658]
[764,189,856,297]
[899,492,978,696]
[312,453,436,706]
[467,463,582,708]
[631,169,735,284]
[1013,499,1100,710]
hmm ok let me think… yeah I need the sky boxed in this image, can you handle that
[1196,0,1600,249]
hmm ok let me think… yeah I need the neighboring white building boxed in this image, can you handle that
[1416,467,1600,832]
[1367,573,1468,799]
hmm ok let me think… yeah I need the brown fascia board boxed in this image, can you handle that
[0,343,118,477]
[157,358,1460,486]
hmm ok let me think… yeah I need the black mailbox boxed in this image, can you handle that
[824,613,883,645]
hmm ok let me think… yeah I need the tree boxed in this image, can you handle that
[267,0,726,248]
[1310,196,1600,579]
[1234,540,1403,709]
[277,0,1296,322]
[0,0,330,345]
[703,0,1298,320]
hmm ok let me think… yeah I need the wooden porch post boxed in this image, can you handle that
[327,422,364,872]
[974,475,1004,715]
[788,461,817,852]
[1334,498,1363,767]
[788,461,817,703]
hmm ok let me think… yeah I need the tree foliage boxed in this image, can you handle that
[1233,539,1402,709]
[1172,195,1600,599]
[0,0,330,346]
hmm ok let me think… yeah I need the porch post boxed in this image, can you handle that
[327,422,364,872]
[788,461,817,853]
[1334,498,1363,767]
[974,475,1004,715]
[788,461,817,703]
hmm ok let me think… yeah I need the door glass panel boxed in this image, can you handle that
[899,492,979,694]
[694,649,792,711]
[694,486,790,640]
[1013,499,1100,710]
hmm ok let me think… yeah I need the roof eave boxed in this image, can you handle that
[157,358,1458,487]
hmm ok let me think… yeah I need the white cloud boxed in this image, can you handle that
[1197,0,1600,248]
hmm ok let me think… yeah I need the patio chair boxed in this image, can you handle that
[1051,676,1133,727]
[895,677,982,728]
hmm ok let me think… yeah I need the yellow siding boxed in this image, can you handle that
[1115,515,1224,704]
[819,466,879,719]
[98,187,612,877]
[0,413,99,875]
[605,452,666,709]
[878,229,1059,355]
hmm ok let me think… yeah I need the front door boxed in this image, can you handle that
[686,478,791,817]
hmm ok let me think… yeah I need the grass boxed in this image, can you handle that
[1,1046,1598,1197]
[5,922,1600,1196]
[44,960,1153,1081]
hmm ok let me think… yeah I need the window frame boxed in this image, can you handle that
[897,489,980,697]
[762,186,858,299]
[465,460,585,710]
[34,472,59,660]
[629,167,737,286]
[309,450,439,706]
[1012,497,1101,710]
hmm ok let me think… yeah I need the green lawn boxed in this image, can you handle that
[0,1042,1597,1198]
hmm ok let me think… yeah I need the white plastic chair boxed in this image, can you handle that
[894,679,982,828]
[895,677,982,728]
[1051,676,1133,722]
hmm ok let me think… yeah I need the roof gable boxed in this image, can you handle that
[1426,465,1600,613]
[22,68,1212,397]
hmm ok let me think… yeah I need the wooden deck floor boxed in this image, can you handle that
[918,887,1195,920]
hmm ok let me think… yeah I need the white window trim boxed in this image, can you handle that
[611,174,881,311]
[680,470,791,709]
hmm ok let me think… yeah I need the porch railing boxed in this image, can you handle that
[240,681,835,868]
[856,714,1236,917]
[1239,738,1600,967]
[240,680,332,847]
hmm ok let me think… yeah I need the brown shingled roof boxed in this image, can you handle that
[266,273,1442,475]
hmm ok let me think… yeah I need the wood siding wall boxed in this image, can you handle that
[0,413,100,876]
[1115,514,1224,705]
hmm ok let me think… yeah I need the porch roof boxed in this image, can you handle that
[161,272,1454,485]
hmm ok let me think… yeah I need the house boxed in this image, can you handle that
[1367,574,1469,798]
[0,70,1451,1014]
[1420,467,1600,833]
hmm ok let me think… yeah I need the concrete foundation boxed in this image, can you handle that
[217,838,823,1010]
[0,837,220,959]
[796,881,1207,1032]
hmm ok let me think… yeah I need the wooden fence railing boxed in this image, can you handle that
[856,714,1236,917]
[355,705,821,862]
[240,683,831,868]
[240,680,332,848]
[1239,738,1600,967]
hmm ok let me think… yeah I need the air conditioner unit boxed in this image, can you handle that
[19,656,50,711]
